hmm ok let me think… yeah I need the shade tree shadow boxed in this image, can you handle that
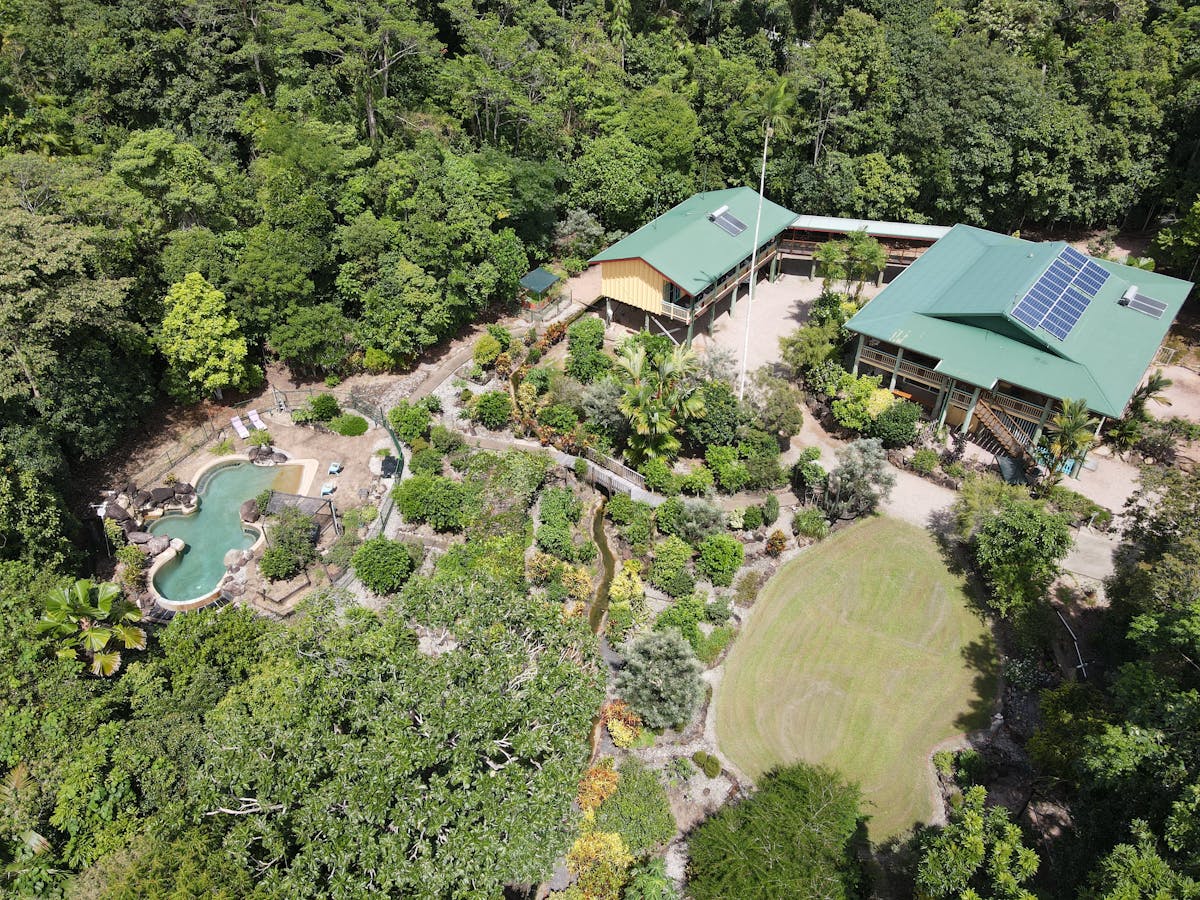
[954,633,1003,732]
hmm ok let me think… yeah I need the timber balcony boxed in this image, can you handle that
[660,244,783,323]
[777,237,929,267]
[858,346,1054,426]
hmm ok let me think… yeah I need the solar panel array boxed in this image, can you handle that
[1126,292,1167,319]
[1011,246,1110,341]
[713,210,747,236]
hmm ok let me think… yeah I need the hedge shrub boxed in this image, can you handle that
[351,537,417,594]
[471,391,513,430]
[648,536,692,594]
[473,333,502,367]
[388,401,432,444]
[869,399,921,447]
[791,506,830,540]
[308,393,341,422]
[330,413,368,436]
[696,533,744,587]
[593,760,676,858]
[393,475,467,532]
[691,751,721,779]
[430,425,465,454]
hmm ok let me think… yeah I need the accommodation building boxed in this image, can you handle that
[845,224,1192,463]
[589,188,946,343]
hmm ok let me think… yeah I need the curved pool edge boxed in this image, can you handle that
[187,453,321,499]
[145,523,266,611]
[146,452,321,612]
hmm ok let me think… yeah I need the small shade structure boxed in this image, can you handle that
[519,267,561,301]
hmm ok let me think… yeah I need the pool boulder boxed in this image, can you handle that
[150,486,175,505]
[147,536,171,556]
[173,482,194,497]
[127,531,152,545]
[240,498,260,523]
[105,502,131,522]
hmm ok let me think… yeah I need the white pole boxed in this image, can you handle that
[738,122,771,402]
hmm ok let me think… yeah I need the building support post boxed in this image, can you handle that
[888,348,905,391]
[933,380,950,429]
[709,301,718,335]
[605,297,612,327]
[961,386,982,434]
[770,253,780,283]
[876,265,885,287]
[1031,396,1055,446]
[644,311,650,332]
[685,313,695,348]
[850,335,864,376]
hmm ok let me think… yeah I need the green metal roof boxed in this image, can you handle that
[846,225,1193,418]
[588,188,798,297]
[519,266,560,296]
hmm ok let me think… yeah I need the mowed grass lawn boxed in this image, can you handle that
[716,516,998,840]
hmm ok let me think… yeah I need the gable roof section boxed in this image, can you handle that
[790,214,951,243]
[846,224,1192,418]
[589,188,798,297]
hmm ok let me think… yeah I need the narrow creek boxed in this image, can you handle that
[587,498,617,762]
[588,498,616,633]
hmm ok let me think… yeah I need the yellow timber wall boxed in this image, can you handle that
[599,258,667,315]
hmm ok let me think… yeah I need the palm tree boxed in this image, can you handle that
[609,0,632,70]
[814,239,849,293]
[38,579,147,677]
[0,762,52,888]
[1036,398,1099,492]
[1127,369,1173,421]
[616,343,705,465]
[844,230,889,302]
[737,74,796,401]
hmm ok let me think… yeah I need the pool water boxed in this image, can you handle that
[150,463,301,602]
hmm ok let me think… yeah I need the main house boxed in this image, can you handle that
[588,187,947,343]
[845,224,1192,463]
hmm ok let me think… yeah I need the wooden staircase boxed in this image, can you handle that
[973,399,1037,465]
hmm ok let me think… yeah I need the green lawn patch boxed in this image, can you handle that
[715,516,998,840]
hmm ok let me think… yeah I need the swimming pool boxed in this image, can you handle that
[149,461,302,604]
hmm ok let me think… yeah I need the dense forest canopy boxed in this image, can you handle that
[2,0,1200,548]
[3,0,1200,896]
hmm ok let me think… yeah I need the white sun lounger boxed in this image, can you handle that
[248,409,267,430]
[230,415,250,439]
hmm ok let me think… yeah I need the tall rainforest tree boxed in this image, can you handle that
[616,344,705,465]
[158,273,261,402]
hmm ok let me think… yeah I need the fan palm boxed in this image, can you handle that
[616,344,705,465]
[38,579,146,677]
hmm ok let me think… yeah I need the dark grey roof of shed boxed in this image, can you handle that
[519,267,560,296]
